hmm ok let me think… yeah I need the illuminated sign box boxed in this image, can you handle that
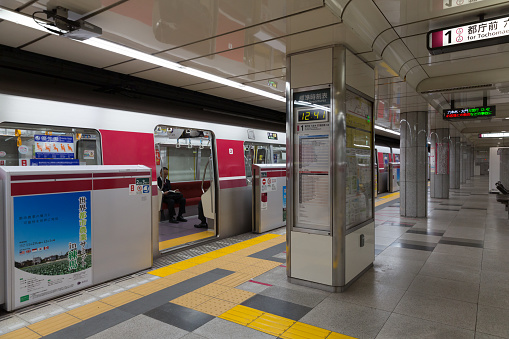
[443,106,496,120]
[427,15,509,55]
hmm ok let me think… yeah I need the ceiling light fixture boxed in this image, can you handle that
[479,132,509,138]
[0,7,286,103]
[374,125,400,136]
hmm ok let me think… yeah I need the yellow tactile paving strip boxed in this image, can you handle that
[374,192,400,207]
[27,313,81,337]
[0,327,41,339]
[0,233,354,339]
[220,305,356,339]
[159,230,215,251]
[66,301,114,321]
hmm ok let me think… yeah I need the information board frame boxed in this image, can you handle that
[291,85,333,235]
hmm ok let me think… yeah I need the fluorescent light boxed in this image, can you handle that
[375,125,400,136]
[479,132,509,138]
[0,7,286,103]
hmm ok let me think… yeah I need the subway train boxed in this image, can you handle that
[375,145,400,194]
[0,92,286,256]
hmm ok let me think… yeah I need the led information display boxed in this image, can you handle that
[428,15,509,55]
[297,109,328,122]
[443,106,496,120]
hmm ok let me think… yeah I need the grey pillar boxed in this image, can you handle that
[430,128,450,198]
[470,147,475,178]
[460,143,467,184]
[449,137,460,189]
[400,111,428,217]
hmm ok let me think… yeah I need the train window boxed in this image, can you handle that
[155,127,213,182]
[0,124,101,166]
[244,142,285,184]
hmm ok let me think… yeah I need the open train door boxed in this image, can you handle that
[154,126,217,253]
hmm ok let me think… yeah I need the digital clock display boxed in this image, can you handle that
[297,109,328,122]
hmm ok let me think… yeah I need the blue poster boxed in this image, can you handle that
[13,191,92,307]
[34,134,75,159]
[30,159,80,166]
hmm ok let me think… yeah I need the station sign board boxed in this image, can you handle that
[443,106,496,120]
[427,15,509,55]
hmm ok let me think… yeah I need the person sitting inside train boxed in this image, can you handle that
[194,200,207,228]
[158,167,187,223]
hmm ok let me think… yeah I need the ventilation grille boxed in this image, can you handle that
[420,84,493,94]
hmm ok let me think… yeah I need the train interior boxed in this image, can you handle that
[154,126,216,252]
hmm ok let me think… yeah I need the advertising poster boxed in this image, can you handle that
[13,191,92,308]
[34,135,74,159]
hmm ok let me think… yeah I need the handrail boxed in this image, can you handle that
[201,157,211,193]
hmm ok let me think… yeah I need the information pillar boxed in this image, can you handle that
[286,45,375,291]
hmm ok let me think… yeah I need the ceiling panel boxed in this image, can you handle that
[21,34,132,68]
[0,20,48,48]
[133,67,207,88]
[422,52,509,78]
[199,86,261,101]
[104,59,160,74]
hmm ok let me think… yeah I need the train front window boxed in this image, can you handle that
[0,124,101,166]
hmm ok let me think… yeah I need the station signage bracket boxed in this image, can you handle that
[427,14,509,55]
[443,105,496,120]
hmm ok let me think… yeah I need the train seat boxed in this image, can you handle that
[160,180,211,213]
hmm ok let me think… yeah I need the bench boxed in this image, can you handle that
[160,180,210,219]
[495,181,509,218]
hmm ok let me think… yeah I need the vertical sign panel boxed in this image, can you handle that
[345,91,373,229]
[12,191,92,308]
[293,87,331,232]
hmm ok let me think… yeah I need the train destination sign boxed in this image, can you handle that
[427,15,509,55]
[443,106,495,120]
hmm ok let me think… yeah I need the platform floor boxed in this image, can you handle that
[1,176,509,339]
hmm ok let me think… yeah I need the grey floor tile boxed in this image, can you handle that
[259,285,329,308]
[427,252,482,270]
[372,254,426,274]
[475,332,507,339]
[393,291,477,330]
[476,305,509,338]
[145,303,214,332]
[15,303,66,324]
[355,267,417,291]
[419,261,481,284]
[481,270,509,288]
[241,294,312,321]
[300,298,391,339]
[236,281,271,294]
[0,315,29,335]
[433,243,483,259]
[329,280,405,312]
[375,313,474,339]
[88,314,188,339]
[479,284,509,310]
[408,275,479,303]
[249,243,286,261]
[44,308,134,339]
[377,246,432,261]
[194,318,276,339]
[398,233,443,243]
[375,236,397,247]
[181,333,208,339]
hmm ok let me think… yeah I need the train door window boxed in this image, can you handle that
[0,124,101,166]
[154,126,216,252]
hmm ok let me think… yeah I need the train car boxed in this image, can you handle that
[375,146,400,194]
[0,93,286,256]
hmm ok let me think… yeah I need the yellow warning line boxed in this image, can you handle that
[159,230,215,251]
[374,192,400,207]
[0,233,354,339]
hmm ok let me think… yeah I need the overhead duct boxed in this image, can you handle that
[417,68,509,94]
